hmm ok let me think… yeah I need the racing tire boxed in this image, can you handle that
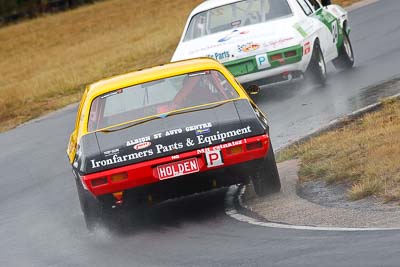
[75,179,105,231]
[333,31,354,70]
[251,142,281,197]
[306,42,327,85]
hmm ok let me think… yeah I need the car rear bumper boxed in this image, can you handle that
[82,134,270,197]
[236,61,307,85]
[242,71,304,88]
[122,158,262,205]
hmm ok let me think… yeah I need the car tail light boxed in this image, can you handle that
[270,54,283,61]
[246,141,263,151]
[91,177,108,187]
[110,172,128,183]
[284,50,297,57]
[226,145,243,155]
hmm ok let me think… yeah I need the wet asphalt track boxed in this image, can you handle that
[1,1,400,266]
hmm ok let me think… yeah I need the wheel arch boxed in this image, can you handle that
[303,36,320,70]
[342,19,351,35]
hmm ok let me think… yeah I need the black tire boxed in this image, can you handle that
[306,41,327,85]
[75,179,104,231]
[333,31,354,70]
[252,142,281,197]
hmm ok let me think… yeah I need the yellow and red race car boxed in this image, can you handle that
[67,58,280,230]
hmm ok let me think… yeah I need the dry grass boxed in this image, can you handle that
[279,100,400,202]
[333,0,362,6]
[0,0,361,132]
[0,0,202,131]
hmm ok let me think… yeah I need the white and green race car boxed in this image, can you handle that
[171,0,354,88]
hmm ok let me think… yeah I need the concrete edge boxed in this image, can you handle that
[225,185,400,231]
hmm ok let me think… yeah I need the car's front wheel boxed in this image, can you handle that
[333,31,354,69]
[251,142,281,197]
[306,41,327,85]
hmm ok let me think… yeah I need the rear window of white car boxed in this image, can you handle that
[88,71,239,131]
[184,0,292,41]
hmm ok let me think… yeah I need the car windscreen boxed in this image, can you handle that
[88,70,240,132]
[184,0,292,41]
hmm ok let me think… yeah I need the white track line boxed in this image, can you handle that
[225,186,400,232]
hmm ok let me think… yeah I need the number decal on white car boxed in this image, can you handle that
[331,21,339,45]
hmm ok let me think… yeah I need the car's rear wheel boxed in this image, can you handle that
[251,142,281,197]
[306,41,327,85]
[333,31,354,69]
[75,179,106,231]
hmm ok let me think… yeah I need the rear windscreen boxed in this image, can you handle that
[184,0,292,41]
[88,70,239,132]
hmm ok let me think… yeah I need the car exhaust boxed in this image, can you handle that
[246,85,261,95]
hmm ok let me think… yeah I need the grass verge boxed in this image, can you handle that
[0,0,203,132]
[0,0,361,132]
[278,99,400,203]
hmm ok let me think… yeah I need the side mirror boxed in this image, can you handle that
[246,85,260,95]
[321,0,331,7]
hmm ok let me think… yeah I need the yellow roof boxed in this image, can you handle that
[86,58,232,100]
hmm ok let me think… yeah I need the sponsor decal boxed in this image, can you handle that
[133,142,151,151]
[92,124,251,169]
[186,123,212,132]
[197,140,243,154]
[293,21,313,38]
[294,24,308,38]
[104,148,119,157]
[196,128,211,135]
[196,126,252,145]
[165,128,183,136]
[91,150,154,169]
[188,43,224,55]
[263,37,295,49]
[126,136,151,146]
[219,29,249,43]
[238,42,260,53]
[155,142,184,154]
[207,51,230,61]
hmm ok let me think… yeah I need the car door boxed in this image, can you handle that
[304,0,338,61]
